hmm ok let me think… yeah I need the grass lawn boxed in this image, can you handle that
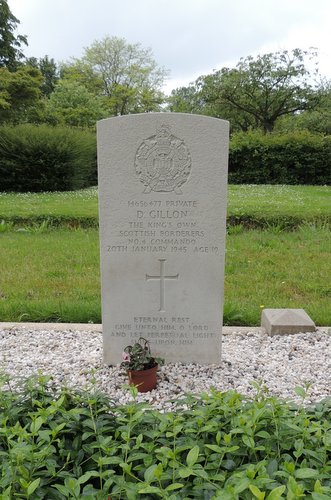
[227,184,331,227]
[0,185,330,227]
[0,226,329,325]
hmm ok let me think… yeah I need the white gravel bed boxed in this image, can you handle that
[0,325,330,410]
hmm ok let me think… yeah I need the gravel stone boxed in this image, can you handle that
[0,326,330,410]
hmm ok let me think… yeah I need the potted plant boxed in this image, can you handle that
[121,337,164,392]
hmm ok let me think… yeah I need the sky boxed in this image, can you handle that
[7,0,331,94]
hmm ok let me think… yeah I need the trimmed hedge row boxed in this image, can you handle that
[0,124,97,192]
[229,131,331,185]
[1,126,330,192]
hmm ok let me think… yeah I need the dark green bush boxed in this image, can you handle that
[0,124,97,192]
[229,131,331,185]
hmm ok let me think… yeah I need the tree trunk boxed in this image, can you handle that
[263,120,274,134]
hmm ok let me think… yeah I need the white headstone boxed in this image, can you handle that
[97,113,229,364]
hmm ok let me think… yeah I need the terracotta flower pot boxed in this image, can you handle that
[127,364,158,392]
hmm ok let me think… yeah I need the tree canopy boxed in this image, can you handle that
[45,79,107,127]
[0,0,27,70]
[0,65,42,123]
[26,56,59,96]
[169,49,323,133]
[64,36,168,116]
[1,5,329,137]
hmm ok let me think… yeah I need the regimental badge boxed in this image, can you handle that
[135,124,191,194]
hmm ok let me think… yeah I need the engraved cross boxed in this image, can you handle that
[146,259,179,312]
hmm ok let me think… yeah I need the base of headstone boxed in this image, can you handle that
[261,308,316,335]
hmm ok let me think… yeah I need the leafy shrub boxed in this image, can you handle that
[0,124,97,192]
[0,375,330,498]
[229,131,331,185]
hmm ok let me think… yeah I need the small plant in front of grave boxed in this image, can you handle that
[120,337,164,371]
[121,337,164,392]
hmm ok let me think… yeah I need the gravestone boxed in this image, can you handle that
[97,113,229,364]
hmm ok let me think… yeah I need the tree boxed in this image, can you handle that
[202,49,321,133]
[66,36,168,115]
[26,56,59,96]
[168,83,204,114]
[0,0,27,70]
[60,60,104,96]
[0,65,42,123]
[45,79,107,127]
[275,83,331,135]
[168,76,258,132]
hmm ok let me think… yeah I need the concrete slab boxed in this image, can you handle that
[261,308,316,335]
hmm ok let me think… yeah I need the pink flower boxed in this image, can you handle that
[122,352,130,363]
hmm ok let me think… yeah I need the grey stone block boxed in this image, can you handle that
[261,308,316,335]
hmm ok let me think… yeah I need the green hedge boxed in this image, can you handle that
[229,131,331,185]
[0,124,97,192]
[2,126,330,191]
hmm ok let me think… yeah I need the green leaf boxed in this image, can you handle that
[205,444,224,453]
[227,446,240,453]
[266,485,286,500]
[224,433,232,444]
[230,427,244,434]
[267,459,278,476]
[242,435,255,448]
[179,467,194,478]
[312,494,331,500]
[234,478,250,494]
[96,456,119,466]
[193,467,209,479]
[323,432,331,447]
[27,478,41,496]
[249,484,265,499]
[295,468,318,479]
[138,486,162,494]
[256,430,271,438]
[165,483,184,491]
[144,464,158,483]
[66,477,80,497]
[78,471,100,484]
[53,484,70,496]
[19,478,29,489]
[30,416,43,433]
[294,386,307,398]
[186,445,199,467]
[1,486,11,500]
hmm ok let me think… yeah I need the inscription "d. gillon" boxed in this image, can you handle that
[137,210,188,219]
